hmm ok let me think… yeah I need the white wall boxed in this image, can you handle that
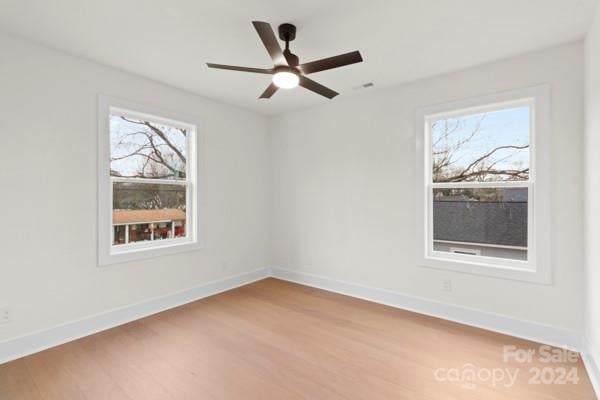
[585,4,600,368]
[271,42,584,333]
[0,33,270,342]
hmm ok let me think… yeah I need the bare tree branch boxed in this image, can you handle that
[111,116,186,179]
[432,113,529,182]
[120,117,186,163]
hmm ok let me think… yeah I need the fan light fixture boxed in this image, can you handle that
[273,71,299,89]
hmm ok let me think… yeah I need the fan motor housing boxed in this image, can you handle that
[278,23,296,42]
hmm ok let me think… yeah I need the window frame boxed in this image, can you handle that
[98,95,203,266]
[415,85,551,284]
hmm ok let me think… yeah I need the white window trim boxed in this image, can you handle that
[415,85,551,284]
[97,95,204,266]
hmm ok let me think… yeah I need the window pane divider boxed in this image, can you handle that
[111,177,188,186]
[430,181,530,189]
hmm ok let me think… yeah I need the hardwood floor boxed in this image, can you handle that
[0,278,596,399]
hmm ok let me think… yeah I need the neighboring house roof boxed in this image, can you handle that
[433,201,527,247]
[113,209,186,225]
[502,187,528,202]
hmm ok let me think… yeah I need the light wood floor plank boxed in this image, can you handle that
[0,359,43,400]
[107,324,217,400]
[78,331,178,400]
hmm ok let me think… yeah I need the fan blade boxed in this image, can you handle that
[206,63,273,74]
[259,83,279,99]
[300,51,363,74]
[252,21,288,66]
[298,76,339,99]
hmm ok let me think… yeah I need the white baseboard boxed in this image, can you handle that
[271,268,582,351]
[582,339,600,398]
[0,268,270,365]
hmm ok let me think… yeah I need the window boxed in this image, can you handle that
[416,86,551,283]
[98,97,201,265]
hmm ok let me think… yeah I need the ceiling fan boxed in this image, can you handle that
[207,21,363,99]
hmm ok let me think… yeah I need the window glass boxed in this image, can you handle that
[109,111,190,249]
[432,188,528,261]
[112,182,187,246]
[110,114,187,180]
[431,106,530,183]
[428,104,531,262]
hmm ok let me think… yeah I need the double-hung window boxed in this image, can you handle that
[98,97,201,265]
[416,86,551,283]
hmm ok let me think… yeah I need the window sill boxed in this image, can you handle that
[98,239,203,266]
[417,253,551,284]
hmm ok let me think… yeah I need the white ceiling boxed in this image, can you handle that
[0,0,597,115]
